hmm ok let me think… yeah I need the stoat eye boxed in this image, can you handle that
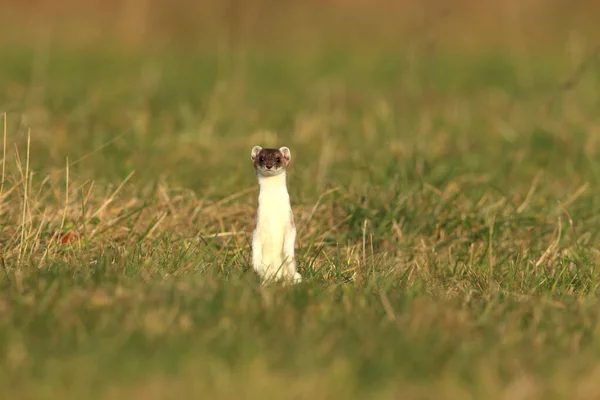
[259,156,264,162]
[276,157,281,163]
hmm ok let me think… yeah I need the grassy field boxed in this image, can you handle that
[1,1,600,398]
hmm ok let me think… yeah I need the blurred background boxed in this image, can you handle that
[2,0,598,52]
[0,0,599,195]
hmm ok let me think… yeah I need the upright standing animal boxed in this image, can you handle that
[250,145,302,284]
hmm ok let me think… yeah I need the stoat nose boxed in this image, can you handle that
[266,165,273,169]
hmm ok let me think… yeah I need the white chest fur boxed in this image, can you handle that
[252,172,301,283]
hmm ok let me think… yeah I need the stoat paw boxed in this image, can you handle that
[292,272,302,284]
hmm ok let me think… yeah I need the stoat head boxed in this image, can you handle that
[250,145,291,177]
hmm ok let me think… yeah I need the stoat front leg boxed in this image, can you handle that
[252,230,265,280]
[283,221,301,283]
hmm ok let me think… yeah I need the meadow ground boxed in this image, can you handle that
[1,1,600,399]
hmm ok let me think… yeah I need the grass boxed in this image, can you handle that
[1,2,600,398]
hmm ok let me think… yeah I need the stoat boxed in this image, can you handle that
[250,145,302,284]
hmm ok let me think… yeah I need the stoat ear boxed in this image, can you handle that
[251,146,262,161]
[279,146,291,162]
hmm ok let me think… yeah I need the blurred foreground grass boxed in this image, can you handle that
[1,1,600,398]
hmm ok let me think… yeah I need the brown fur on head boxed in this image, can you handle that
[250,146,291,176]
